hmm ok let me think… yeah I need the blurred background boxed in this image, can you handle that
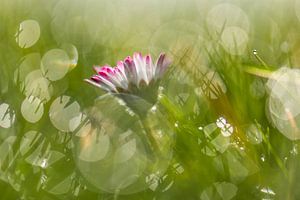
[1,0,300,199]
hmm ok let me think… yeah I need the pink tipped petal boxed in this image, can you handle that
[99,71,110,79]
[124,57,138,84]
[101,66,114,74]
[155,53,166,68]
[155,53,171,79]
[85,78,102,87]
[95,70,121,91]
[117,61,124,69]
[93,66,102,74]
[116,61,127,78]
[145,54,154,81]
[133,52,143,60]
[98,76,118,92]
[145,55,151,64]
[114,67,128,89]
[124,58,133,67]
[125,56,133,62]
[99,69,121,88]
[115,65,126,80]
[158,57,171,78]
[85,79,113,92]
[91,75,101,83]
[133,52,148,85]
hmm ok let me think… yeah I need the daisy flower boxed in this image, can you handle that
[85,52,171,104]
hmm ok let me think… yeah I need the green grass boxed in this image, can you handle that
[1,0,300,199]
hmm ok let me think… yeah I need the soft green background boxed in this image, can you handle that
[1,0,300,199]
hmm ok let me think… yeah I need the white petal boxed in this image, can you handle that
[133,52,148,84]
[145,55,154,82]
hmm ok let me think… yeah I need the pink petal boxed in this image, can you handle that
[85,78,115,92]
[101,66,114,74]
[124,56,138,84]
[97,70,123,90]
[99,71,110,79]
[91,75,101,83]
[145,55,151,65]
[155,53,171,79]
[93,66,102,74]
[145,54,154,81]
[125,56,133,62]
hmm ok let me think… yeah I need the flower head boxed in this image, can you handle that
[85,52,171,104]
[86,52,170,92]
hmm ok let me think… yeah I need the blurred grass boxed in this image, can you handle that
[1,0,300,199]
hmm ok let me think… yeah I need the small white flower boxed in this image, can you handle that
[85,52,171,94]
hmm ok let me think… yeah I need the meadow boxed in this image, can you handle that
[0,0,300,199]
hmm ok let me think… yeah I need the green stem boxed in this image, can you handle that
[139,116,161,157]
[262,127,288,178]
